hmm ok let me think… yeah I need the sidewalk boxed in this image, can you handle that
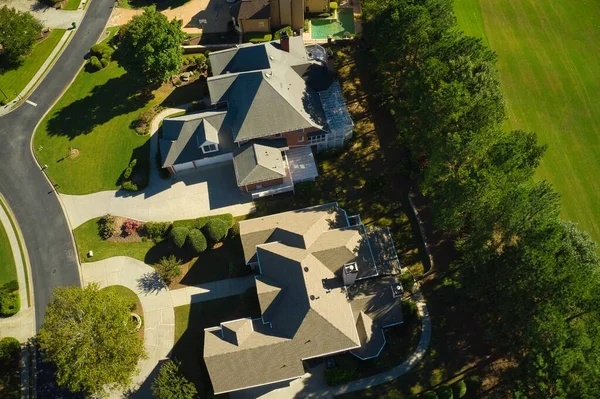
[61,105,255,228]
[0,29,72,117]
[170,275,255,307]
[81,257,175,394]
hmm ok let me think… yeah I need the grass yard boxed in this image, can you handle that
[454,0,600,244]
[117,0,190,10]
[33,59,206,194]
[0,218,16,287]
[0,29,65,104]
[173,290,261,396]
[63,0,81,10]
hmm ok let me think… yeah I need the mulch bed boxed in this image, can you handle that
[106,216,145,243]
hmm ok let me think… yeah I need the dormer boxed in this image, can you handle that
[196,119,220,154]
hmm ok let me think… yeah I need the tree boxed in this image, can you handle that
[155,255,182,285]
[0,6,42,65]
[115,7,185,85]
[151,359,197,399]
[38,284,146,396]
[203,219,228,243]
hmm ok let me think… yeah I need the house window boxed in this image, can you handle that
[308,134,326,144]
[298,136,305,143]
[297,128,304,134]
[258,21,265,28]
[202,143,218,154]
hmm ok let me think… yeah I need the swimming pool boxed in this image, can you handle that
[310,8,355,39]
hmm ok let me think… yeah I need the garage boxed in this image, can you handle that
[173,161,196,173]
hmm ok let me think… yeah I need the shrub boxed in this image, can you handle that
[90,43,113,59]
[122,181,139,191]
[0,291,20,317]
[122,219,141,236]
[144,222,171,240]
[400,271,415,292]
[182,57,190,66]
[203,218,229,243]
[100,56,110,68]
[465,375,482,393]
[187,229,207,254]
[245,32,272,43]
[274,26,293,40]
[422,392,438,399]
[152,359,197,399]
[134,105,164,134]
[324,366,358,386]
[194,54,206,67]
[99,214,116,239]
[0,337,20,362]
[155,255,182,285]
[170,226,189,248]
[329,2,338,10]
[436,385,453,399]
[88,56,103,71]
[402,299,418,321]
[0,98,7,106]
[2,280,18,292]
[123,159,137,180]
[452,380,467,398]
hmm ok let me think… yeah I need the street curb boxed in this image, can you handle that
[29,10,117,287]
[0,193,34,314]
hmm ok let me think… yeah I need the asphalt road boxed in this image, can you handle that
[0,0,115,329]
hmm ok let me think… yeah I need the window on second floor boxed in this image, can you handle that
[202,143,218,154]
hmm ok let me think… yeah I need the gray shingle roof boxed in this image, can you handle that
[159,110,230,167]
[230,0,270,20]
[233,142,287,186]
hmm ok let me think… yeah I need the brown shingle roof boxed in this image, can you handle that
[230,0,270,20]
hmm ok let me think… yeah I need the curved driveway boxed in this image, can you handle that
[0,0,115,329]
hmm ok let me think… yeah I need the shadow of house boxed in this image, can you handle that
[187,0,232,33]
[46,74,153,139]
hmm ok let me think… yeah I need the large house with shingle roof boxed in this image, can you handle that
[204,203,404,395]
[159,34,353,197]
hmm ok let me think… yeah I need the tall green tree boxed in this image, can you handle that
[0,6,42,65]
[38,284,146,396]
[115,7,185,86]
[152,360,197,399]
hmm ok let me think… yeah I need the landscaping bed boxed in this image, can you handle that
[173,288,261,396]
[73,214,251,287]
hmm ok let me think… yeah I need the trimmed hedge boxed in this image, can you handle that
[144,222,171,240]
[452,380,467,398]
[172,214,233,230]
[203,218,229,243]
[0,337,20,361]
[170,226,189,248]
[436,385,453,399]
[0,289,19,317]
[187,228,207,254]
[88,56,103,71]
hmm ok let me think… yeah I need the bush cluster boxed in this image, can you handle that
[0,281,20,317]
[399,272,415,292]
[402,299,418,321]
[187,228,207,254]
[123,159,137,180]
[87,43,113,71]
[203,218,228,243]
[121,159,148,191]
[170,226,189,248]
[155,255,182,285]
[133,105,165,135]
[99,214,116,240]
[122,219,141,236]
[143,222,171,240]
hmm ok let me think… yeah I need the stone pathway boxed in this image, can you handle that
[170,274,255,307]
[61,105,255,228]
[81,257,175,394]
[235,290,432,398]
[0,30,72,117]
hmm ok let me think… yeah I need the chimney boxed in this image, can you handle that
[280,30,290,53]
[391,282,404,298]
[342,262,359,286]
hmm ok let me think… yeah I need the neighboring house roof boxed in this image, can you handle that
[208,38,330,142]
[204,203,403,394]
[231,0,270,20]
[233,142,287,186]
[159,110,231,167]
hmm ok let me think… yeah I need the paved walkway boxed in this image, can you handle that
[61,105,255,228]
[0,30,72,117]
[235,290,432,398]
[81,257,175,395]
[170,275,255,307]
[0,0,85,28]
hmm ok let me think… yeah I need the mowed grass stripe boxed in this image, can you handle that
[456,0,600,243]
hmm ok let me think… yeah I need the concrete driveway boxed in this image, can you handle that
[61,161,254,228]
[0,0,85,28]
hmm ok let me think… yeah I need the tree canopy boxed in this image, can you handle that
[362,0,600,396]
[38,284,146,396]
[151,360,197,399]
[0,6,42,65]
[115,7,185,85]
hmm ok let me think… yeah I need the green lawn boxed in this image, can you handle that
[173,290,260,395]
[117,0,190,10]
[0,29,65,104]
[33,58,205,194]
[454,0,600,244]
[0,217,16,288]
[64,0,81,10]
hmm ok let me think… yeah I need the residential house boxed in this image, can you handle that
[230,0,271,34]
[204,203,404,395]
[160,35,353,197]
[233,0,331,32]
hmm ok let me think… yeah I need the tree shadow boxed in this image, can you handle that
[136,271,166,294]
[124,0,191,11]
[46,74,153,139]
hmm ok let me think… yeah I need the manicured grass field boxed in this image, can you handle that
[0,29,65,104]
[0,218,16,287]
[454,0,600,244]
[34,58,204,194]
[64,0,81,10]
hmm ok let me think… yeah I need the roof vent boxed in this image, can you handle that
[269,55,274,60]
[391,282,404,298]
[310,295,315,300]
[265,71,273,79]
[304,267,309,272]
